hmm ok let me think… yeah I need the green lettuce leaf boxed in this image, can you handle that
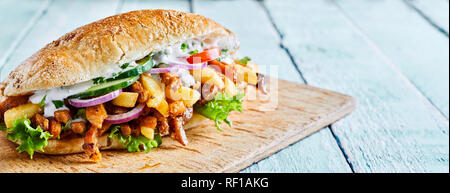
[6,118,52,159]
[194,92,244,131]
[52,100,64,109]
[108,126,161,153]
[74,108,86,119]
[39,95,47,107]
[189,49,199,55]
[181,43,188,52]
[236,56,251,65]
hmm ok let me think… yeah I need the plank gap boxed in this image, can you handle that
[258,0,357,171]
[259,0,357,171]
[329,125,355,173]
[191,0,352,172]
[188,0,194,13]
[403,0,449,37]
[257,0,308,84]
[264,0,448,172]
[332,0,449,122]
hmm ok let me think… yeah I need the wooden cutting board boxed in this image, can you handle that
[0,78,356,173]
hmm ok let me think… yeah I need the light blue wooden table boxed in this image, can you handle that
[0,0,448,173]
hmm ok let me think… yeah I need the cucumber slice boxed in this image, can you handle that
[68,76,139,99]
[109,56,154,80]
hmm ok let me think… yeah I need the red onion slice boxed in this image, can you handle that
[104,103,146,124]
[147,67,179,74]
[168,61,207,69]
[68,89,122,108]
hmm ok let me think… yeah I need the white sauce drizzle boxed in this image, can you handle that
[101,61,138,80]
[71,118,86,123]
[152,38,234,87]
[29,80,93,117]
[28,38,233,118]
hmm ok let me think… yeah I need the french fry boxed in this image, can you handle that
[141,127,155,140]
[234,64,258,85]
[224,76,237,96]
[141,74,164,109]
[156,99,169,117]
[165,86,201,107]
[4,103,43,128]
[179,87,201,107]
[245,61,258,73]
[112,92,139,108]
[191,67,225,89]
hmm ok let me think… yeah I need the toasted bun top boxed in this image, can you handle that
[2,9,239,96]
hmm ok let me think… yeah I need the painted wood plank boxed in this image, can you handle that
[0,0,120,80]
[0,78,356,173]
[242,128,352,173]
[193,0,352,173]
[264,0,449,172]
[335,0,449,118]
[408,0,449,34]
[122,0,351,172]
[0,0,50,68]
[120,0,190,13]
[193,0,301,83]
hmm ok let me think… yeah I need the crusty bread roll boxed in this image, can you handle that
[1,9,237,155]
[3,9,239,96]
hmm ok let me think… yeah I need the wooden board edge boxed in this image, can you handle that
[0,80,357,173]
[221,94,357,173]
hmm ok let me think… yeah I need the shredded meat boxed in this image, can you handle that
[49,119,61,139]
[169,101,186,118]
[120,124,131,136]
[98,122,112,136]
[152,109,169,135]
[130,79,149,103]
[141,106,152,117]
[130,123,141,136]
[110,106,129,115]
[54,110,71,124]
[208,60,237,83]
[161,73,181,101]
[83,104,106,162]
[71,121,87,135]
[168,107,193,146]
[182,107,194,122]
[59,130,74,139]
[86,104,107,128]
[161,73,181,88]
[169,117,189,146]
[32,114,49,131]
[140,116,157,128]
[0,95,29,120]
[82,125,101,162]
[201,83,219,101]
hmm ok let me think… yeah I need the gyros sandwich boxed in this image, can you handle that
[0,9,264,162]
